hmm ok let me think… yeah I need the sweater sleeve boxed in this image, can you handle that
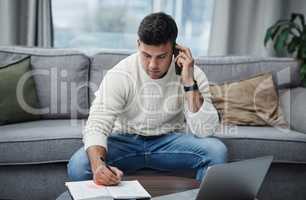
[82,70,129,151]
[183,65,220,137]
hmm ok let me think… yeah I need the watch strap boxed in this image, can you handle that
[184,80,199,92]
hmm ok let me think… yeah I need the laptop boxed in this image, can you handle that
[152,156,273,200]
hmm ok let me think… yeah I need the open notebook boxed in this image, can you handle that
[65,180,151,200]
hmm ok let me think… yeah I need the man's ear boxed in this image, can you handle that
[137,39,140,48]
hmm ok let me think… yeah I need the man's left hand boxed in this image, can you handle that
[174,44,195,86]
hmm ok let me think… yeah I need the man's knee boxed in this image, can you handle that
[206,138,228,164]
[67,147,92,181]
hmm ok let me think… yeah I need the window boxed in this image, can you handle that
[52,0,215,56]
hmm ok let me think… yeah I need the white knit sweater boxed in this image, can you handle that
[83,52,219,150]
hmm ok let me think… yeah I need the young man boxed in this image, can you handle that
[68,12,227,186]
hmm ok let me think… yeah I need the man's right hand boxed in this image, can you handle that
[86,145,124,186]
[93,162,123,185]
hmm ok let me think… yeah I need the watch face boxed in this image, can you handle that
[184,81,198,92]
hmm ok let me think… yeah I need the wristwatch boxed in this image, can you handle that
[184,80,199,92]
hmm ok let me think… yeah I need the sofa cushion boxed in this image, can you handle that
[0,46,90,119]
[290,87,306,134]
[1,120,306,165]
[90,50,133,104]
[0,57,41,125]
[279,88,291,126]
[195,56,301,89]
[0,52,29,66]
[277,87,306,133]
[210,73,288,127]
[0,120,83,165]
[215,126,306,164]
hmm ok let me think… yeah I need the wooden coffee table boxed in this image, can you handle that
[56,175,200,200]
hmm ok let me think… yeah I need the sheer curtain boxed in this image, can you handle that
[0,0,53,47]
[208,0,306,56]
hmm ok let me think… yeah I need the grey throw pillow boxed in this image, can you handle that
[0,56,41,125]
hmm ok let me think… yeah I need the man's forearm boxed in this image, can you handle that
[185,90,204,113]
[86,145,107,172]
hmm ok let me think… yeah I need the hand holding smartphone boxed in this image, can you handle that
[173,43,182,75]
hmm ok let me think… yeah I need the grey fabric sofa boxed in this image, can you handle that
[0,46,306,200]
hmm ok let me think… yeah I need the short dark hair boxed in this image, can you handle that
[137,12,178,46]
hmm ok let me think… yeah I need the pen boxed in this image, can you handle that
[100,157,117,176]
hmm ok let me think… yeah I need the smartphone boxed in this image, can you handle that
[173,43,181,75]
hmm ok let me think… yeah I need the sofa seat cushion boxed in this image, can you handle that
[1,120,306,166]
[0,120,83,165]
[215,126,306,164]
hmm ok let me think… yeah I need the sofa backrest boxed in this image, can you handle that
[0,47,300,119]
[90,51,300,105]
[0,46,90,119]
[195,56,301,88]
[90,50,133,104]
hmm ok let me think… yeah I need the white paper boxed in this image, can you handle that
[107,180,151,199]
[65,180,151,200]
[65,180,111,200]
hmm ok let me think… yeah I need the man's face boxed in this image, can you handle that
[138,40,173,79]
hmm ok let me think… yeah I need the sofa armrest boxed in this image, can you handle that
[291,87,306,134]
